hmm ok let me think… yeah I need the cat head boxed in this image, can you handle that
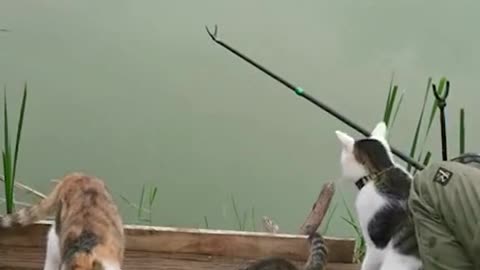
[334,121,395,182]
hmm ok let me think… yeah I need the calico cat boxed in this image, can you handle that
[0,172,125,270]
[334,121,422,270]
[241,232,328,270]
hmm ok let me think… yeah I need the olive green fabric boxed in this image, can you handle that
[409,161,480,270]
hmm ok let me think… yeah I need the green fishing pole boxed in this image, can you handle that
[205,24,424,171]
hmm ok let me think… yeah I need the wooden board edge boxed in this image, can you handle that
[33,220,355,241]
[0,221,356,263]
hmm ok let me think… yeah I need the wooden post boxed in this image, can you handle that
[299,181,335,235]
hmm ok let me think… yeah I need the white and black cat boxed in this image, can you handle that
[335,121,422,270]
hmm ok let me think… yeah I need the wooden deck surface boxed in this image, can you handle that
[0,221,360,270]
[0,247,359,270]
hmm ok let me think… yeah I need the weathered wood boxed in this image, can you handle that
[299,181,335,235]
[0,246,360,270]
[0,221,358,269]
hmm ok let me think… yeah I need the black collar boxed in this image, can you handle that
[355,166,395,190]
[355,176,370,190]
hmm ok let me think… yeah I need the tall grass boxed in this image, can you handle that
[382,74,405,133]
[383,76,458,173]
[320,202,338,235]
[120,184,158,225]
[343,75,467,262]
[1,83,28,214]
[340,194,365,263]
[199,194,258,231]
[230,194,257,231]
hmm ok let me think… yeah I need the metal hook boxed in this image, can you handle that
[432,80,450,161]
[205,25,219,41]
[432,80,450,108]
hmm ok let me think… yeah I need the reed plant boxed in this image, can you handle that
[343,75,467,262]
[1,83,27,214]
[120,184,158,225]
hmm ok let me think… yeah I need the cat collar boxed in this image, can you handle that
[355,166,395,190]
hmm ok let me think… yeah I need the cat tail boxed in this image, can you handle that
[303,232,328,270]
[0,180,63,227]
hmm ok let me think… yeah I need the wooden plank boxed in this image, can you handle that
[124,225,355,263]
[0,221,357,269]
[0,246,360,270]
[0,221,355,263]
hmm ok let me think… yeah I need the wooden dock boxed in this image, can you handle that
[0,221,359,270]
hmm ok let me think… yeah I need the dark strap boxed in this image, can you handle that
[354,166,397,190]
[355,176,370,190]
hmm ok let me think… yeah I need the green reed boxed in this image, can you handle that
[120,184,158,225]
[230,194,257,231]
[344,75,467,262]
[1,83,28,214]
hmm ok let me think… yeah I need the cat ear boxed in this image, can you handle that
[335,130,354,151]
[371,121,387,139]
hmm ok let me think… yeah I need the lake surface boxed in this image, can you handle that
[1,0,479,238]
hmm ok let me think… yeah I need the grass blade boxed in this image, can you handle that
[120,195,149,214]
[406,77,432,172]
[340,194,355,222]
[321,202,337,235]
[339,192,365,262]
[149,186,158,206]
[241,211,247,231]
[119,194,138,209]
[2,151,12,213]
[341,216,360,232]
[12,83,27,182]
[137,185,146,220]
[383,85,398,127]
[423,151,432,166]
[3,88,14,213]
[383,79,394,123]
[203,216,209,229]
[383,72,396,123]
[389,90,405,131]
[459,108,465,155]
[412,151,432,175]
[251,207,256,231]
[340,194,361,236]
[231,194,242,230]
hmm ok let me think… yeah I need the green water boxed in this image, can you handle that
[1,1,480,238]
